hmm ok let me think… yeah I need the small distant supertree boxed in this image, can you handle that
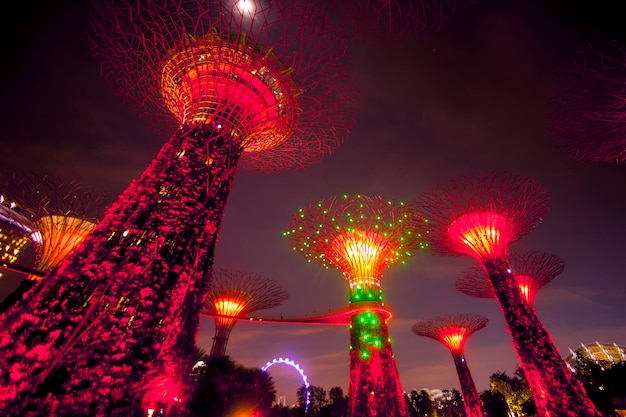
[456,251,564,306]
[411,313,488,417]
[202,268,288,358]
[411,172,602,417]
[549,39,626,162]
[285,194,424,417]
[0,3,357,415]
[0,175,102,310]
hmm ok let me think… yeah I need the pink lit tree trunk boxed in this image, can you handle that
[0,124,242,416]
[484,258,602,417]
[348,311,408,417]
[451,352,485,417]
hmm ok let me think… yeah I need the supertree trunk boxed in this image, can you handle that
[451,352,485,417]
[0,123,242,416]
[209,322,236,358]
[484,258,602,417]
[348,310,408,417]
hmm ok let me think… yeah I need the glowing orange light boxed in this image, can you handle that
[331,230,390,290]
[215,299,246,317]
[514,274,534,304]
[161,35,298,152]
[34,215,96,277]
[448,212,509,260]
[439,326,467,352]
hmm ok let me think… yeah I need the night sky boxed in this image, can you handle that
[1,0,626,404]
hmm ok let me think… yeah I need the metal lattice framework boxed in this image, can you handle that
[411,313,487,417]
[410,172,602,417]
[312,0,479,44]
[203,268,288,357]
[455,251,564,306]
[285,194,422,417]
[90,0,358,174]
[0,2,357,416]
[549,39,626,163]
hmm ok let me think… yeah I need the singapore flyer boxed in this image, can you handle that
[261,357,311,412]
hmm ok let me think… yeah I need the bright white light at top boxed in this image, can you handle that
[234,0,256,15]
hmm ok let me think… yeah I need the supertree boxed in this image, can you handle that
[549,39,626,162]
[411,172,602,417]
[411,313,488,417]
[284,194,424,417]
[0,175,102,311]
[0,1,356,415]
[202,268,288,358]
[456,251,564,306]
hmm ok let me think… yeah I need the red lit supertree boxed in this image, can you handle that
[0,175,103,311]
[411,172,602,417]
[0,1,356,415]
[549,39,626,162]
[285,194,424,417]
[456,251,564,306]
[411,313,488,417]
[202,268,288,358]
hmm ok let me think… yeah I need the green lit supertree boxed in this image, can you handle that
[285,194,425,417]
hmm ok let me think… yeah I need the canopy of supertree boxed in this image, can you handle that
[0,197,30,277]
[548,39,626,163]
[455,251,565,305]
[310,0,479,45]
[284,194,426,297]
[202,268,288,357]
[411,313,488,417]
[411,313,488,354]
[90,0,358,174]
[0,174,103,277]
[411,172,549,262]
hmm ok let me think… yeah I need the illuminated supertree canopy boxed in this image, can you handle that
[411,313,488,417]
[411,172,603,417]
[0,2,357,416]
[285,194,424,417]
[0,197,30,279]
[455,251,565,306]
[0,175,103,313]
[549,39,626,163]
[202,268,288,357]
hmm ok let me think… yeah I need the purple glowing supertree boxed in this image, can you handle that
[411,172,602,417]
[202,268,288,358]
[549,39,626,162]
[285,194,424,417]
[411,313,488,417]
[0,1,357,415]
[455,251,564,306]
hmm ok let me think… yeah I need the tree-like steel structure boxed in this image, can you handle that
[0,1,356,415]
[411,313,488,417]
[202,268,288,358]
[0,175,103,311]
[549,39,626,162]
[411,172,602,417]
[456,251,564,306]
[313,0,478,45]
[0,196,30,280]
[285,194,424,417]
